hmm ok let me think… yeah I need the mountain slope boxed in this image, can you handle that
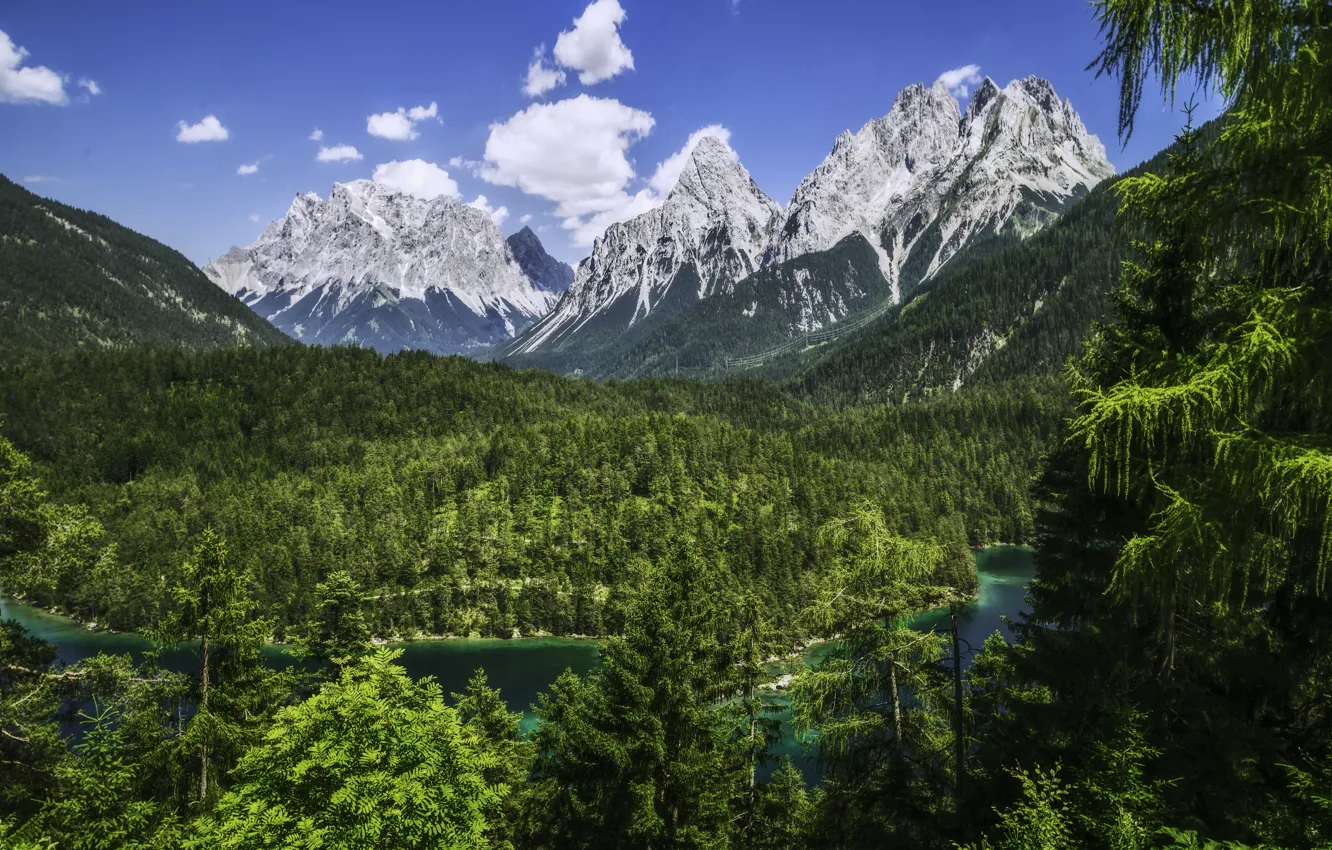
[785,128,1193,405]
[506,226,573,293]
[507,76,1113,379]
[204,181,557,355]
[0,174,290,363]
[770,76,1115,301]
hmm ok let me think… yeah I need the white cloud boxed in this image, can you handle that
[372,159,459,201]
[22,174,60,184]
[553,0,634,85]
[467,195,510,227]
[448,156,463,168]
[479,94,653,246]
[366,102,439,140]
[248,213,261,223]
[648,124,731,195]
[176,115,229,143]
[937,64,983,99]
[77,77,100,96]
[519,213,533,224]
[316,144,363,163]
[309,127,324,141]
[407,102,437,122]
[0,29,69,105]
[237,161,259,176]
[523,44,566,98]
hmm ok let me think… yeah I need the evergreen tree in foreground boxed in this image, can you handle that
[967,0,1332,846]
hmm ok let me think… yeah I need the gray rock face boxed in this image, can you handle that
[203,180,558,354]
[506,226,574,294]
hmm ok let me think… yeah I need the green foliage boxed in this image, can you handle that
[298,570,372,670]
[154,529,287,803]
[520,550,745,850]
[0,346,1060,643]
[189,649,501,849]
[0,174,290,366]
[792,502,957,847]
[26,712,184,850]
[452,670,535,850]
[965,0,1332,847]
[751,758,811,850]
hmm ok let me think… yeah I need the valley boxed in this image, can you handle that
[2,0,1329,845]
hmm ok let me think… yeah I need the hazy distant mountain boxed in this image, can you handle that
[506,226,574,294]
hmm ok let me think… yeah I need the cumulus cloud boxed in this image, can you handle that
[553,0,634,85]
[0,29,69,105]
[309,128,323,141]
[523,44,566,98]
[77,77,100,97]
[937,64,983,99]
[448,156,463,168]
[367,102,439,140]
[519,213,533,224]
[479,94,653,246]
[467,195,510,226]
[316,144,363,163]
[372,159,459,201]
[237,161,259,176]
[176,115,229,143]
[22,174,61,184]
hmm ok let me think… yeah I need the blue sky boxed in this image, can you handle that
[1,0,1218,266]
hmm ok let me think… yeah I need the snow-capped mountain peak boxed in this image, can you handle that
[507,74,1114,362]
[203,182,559,354]
[510,135,780,355]
[769,74,1114,293]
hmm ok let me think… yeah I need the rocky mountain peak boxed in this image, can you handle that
[204,180,558,355]
[506,226,574,294]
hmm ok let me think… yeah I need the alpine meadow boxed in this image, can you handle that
[1,0,1330,848]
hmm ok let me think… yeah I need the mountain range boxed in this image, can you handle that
[202,181,560,354]
[0,73,1120,387]
[501,75,1114,376]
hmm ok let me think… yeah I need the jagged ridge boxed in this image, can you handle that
[204,181,558,355]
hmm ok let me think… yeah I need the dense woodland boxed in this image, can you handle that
[2,0,1331,847]
[0,347,1057,640]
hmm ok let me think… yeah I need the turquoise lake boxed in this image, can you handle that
[0,546,1034,750]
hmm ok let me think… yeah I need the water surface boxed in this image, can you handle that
[1,546,1032,751]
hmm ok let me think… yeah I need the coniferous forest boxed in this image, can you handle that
[2,1,1331,848]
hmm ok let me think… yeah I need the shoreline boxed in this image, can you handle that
[3,543,1022,654]
[0,594,605,648]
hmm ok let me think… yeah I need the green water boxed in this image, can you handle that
[0,598,599,732]
[762,545,1037,776]
[0,546,1033,745]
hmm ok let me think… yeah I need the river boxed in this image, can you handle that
[0,546,1035,747]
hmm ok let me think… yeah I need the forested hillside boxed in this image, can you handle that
[0,175,290,363]
[3,0,1330,847]
[0,346,1057,641]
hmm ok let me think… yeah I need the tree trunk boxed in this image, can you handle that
[1160,586,1177,681]
[950,607,964,813]
[890,658,903,756]
[199,629,210,802]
